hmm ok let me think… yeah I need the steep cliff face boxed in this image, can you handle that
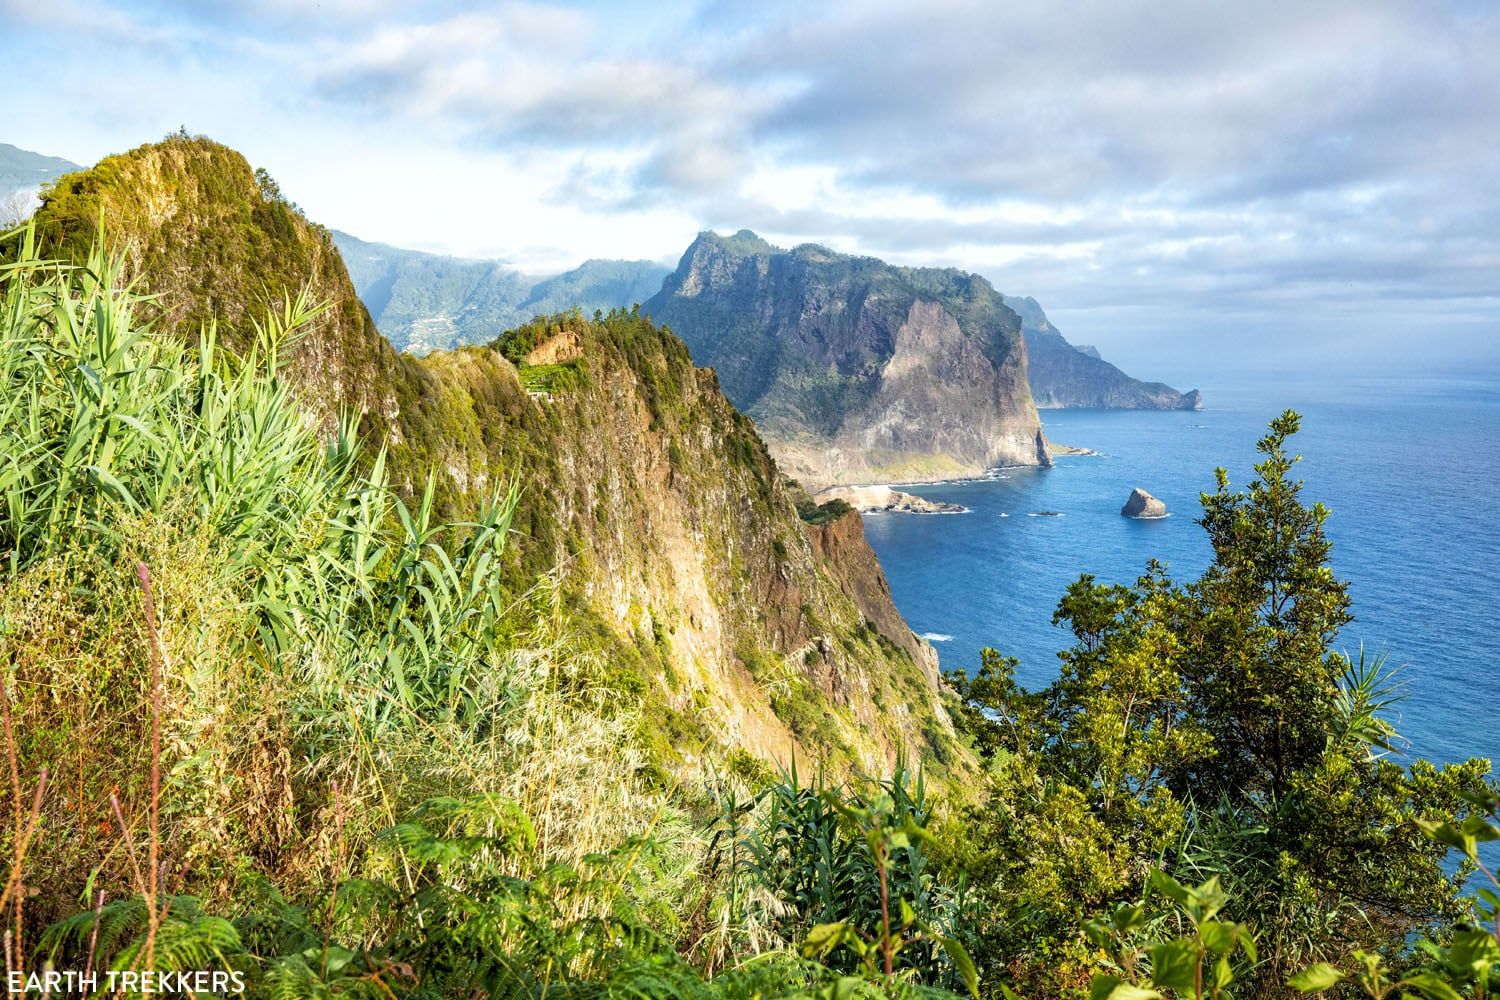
[802,508,936,675]
[27,137,962,776]
[1006,295,1203,410]
[645,231,1050,489]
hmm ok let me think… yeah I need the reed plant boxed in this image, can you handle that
[1,225,961,996]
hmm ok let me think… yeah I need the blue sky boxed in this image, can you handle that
[3,0,1497,379]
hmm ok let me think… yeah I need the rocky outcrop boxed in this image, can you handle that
[645,231,1050,489]
[1004,295,1202,411]
[1122,488,1169,518]
[814,484,966,514]
[523,330,584,366]
[802,509,940,682]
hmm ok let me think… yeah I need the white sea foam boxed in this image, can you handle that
[921,633,954,642]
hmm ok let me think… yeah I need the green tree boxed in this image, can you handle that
[944,412,1494,998]
[1178,410,1350,806]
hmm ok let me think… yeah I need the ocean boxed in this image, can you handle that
[862,373,1500,794]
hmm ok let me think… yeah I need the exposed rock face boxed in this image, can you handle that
[645,230,1051,489]
[29,139,964,777]
[802,509,941,684]
[522,330,584,366]
[1005,295,1202,410]
[814,485,966,514]
[1122,488,1169,518]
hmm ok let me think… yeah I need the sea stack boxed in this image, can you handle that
[1122,488,1168,518]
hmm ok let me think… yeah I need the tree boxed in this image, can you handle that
[944,412,1494,998]
[1177,410,1350,806]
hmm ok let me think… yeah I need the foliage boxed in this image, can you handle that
[0,225,968,998]
[1086,872,1258,1000]
[943,411,1495,997]
[796,496,854,526]
[685,763,982,997]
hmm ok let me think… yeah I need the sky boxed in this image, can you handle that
[3,0,1498,379]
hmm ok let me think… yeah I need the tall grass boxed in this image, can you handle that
[0,226,965,996]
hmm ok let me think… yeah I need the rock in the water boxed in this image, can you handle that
[814,484,966,514]
[1121,488,1168,518]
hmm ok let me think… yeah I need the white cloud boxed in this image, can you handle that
[0,0,1495,373]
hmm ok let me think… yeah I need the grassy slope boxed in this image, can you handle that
[28,135,967,781]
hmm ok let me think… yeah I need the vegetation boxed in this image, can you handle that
[21,135,962,783]
[939,412,1495,997]
[796,494,855,526]
[2,217,1495,999]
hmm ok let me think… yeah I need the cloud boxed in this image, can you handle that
[1,0,1495,373]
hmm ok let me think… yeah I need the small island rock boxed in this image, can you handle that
[1122,488,1168,519]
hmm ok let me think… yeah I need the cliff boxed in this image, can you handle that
[1006,295,1202,410]
[644,230,1051,489]
[28,136,962,776]
[802,508,938,674]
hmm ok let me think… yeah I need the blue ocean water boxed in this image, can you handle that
[863,374,1500,787]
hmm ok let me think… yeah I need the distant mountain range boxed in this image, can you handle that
[331,230,1198,419]
[10,140,1200,441]
[0,143,80,194]
[332,231,668,353]
[1,144,82,221]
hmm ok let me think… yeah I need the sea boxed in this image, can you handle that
[862,374,1500,821]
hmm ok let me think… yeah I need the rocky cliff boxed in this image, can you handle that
[645,230,1051,489]
[1006,295,1202,410]
[27,136,961,776]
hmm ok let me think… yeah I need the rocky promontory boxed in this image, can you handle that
[1005,295,1202,411]
[644,230,1050,488]
[1121,488,1169,518]
[815,484,966,514]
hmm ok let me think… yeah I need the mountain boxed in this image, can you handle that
[523,258,671,318]
[26,136,961,775]
[332,230,668,354]
[1006,294,1202,410]
[0,142,81,195]
[332,230,533,353]
[644,230,1050,489]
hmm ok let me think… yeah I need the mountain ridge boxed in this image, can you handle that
[1007,294,1202,410]
[644,229,1051,488]
[0,142,81,195]
[333,229,669,353]
[24,135,963,776]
